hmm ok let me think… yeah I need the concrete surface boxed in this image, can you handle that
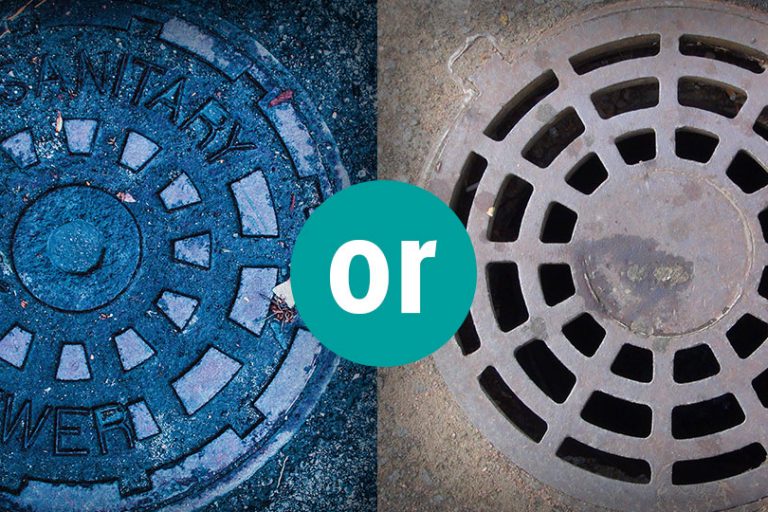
[377,1,768,511]
[207,361,376,511]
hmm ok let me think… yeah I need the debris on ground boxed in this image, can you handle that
[269,90,294,107]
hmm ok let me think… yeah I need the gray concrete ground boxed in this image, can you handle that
[377,1,768,511]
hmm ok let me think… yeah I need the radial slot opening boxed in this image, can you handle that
[672,394,745,439]
[455,313,481,356]
[478,366,547,443]
[678,77,746,118]
[484,70,559,141]
[488,174,533,242]
[760,209,768,242]
[726,151,768,193]
[515,339,575,404]
[679,35,767,74]
[754,106,768,141]
[673,344,720,383]
[538,264,575,306]
[565,153,608,195]
[570,34,661,75]
[487,262,529,332]
[752,367,768,408]
[611,344,653,383]
[522,107,585,168]
[616,130,655,164]
[562,313,605,357]
[451,152,488,226]
[759,267,768,300]
[540,202,577,243]
[672,443,767,485]
[556,437,651,484]
[581,391,652,438]
[675,129,718,163]
[591,78,659,119]
[726,313,768,359]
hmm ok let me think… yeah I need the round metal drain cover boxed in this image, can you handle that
[0,1,345,510]
[431,2,768,510]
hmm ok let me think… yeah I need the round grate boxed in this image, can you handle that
[0,1,345,510]
[430,2,768,510]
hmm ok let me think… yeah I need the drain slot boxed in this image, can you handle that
[591,78,659,119]
[726,313,768,358]
[672,394,745,439]
[678,77,746,118]
[753,107,768,141]
[451,152,488,226]
[673,345,720,383]
[538,264,575,306]
[610,345,653,383]
[566,153,608,195]
[726,151,768,193]
[679,34,767,74]
[616,130,656,164]
[479,366,547,442]
[487,262,529,332]
[556,437,651,483]
[759,209,768,242]
[562,313,605,357]
[522,107,585,168]
[672,444,767,485]
[675,129,718,163]
[515,339,576,404]
[488,174,533,241]
[570,34,661,75]
[455,313,481,356]
[759,267,768,300]
[751,368,768,407]
[581,391,652,438]
[540,202,577,243]
[484,71,559,141]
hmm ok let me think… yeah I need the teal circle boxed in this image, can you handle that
[291,180,476,367]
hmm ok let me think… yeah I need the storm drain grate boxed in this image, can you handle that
[0,2,345,511]
[431,2,768,511]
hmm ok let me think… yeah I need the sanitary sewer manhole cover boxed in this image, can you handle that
[0,1,346,511]
[430,1,768,511]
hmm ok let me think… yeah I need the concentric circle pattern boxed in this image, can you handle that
[14,185,142,312]
[0,1,345,510]
[430,2,768,511]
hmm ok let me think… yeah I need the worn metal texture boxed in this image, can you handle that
[0,1,350,510]
[430,1,768,511]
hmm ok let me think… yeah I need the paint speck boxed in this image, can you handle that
[117,192,137,203]
[269,90,294,107]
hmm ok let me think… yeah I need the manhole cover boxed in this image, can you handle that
[0,1,346,510]
[430,1,768,510]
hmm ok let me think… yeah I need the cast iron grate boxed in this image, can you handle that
[0,1,346,510]
[432,2,768,511]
